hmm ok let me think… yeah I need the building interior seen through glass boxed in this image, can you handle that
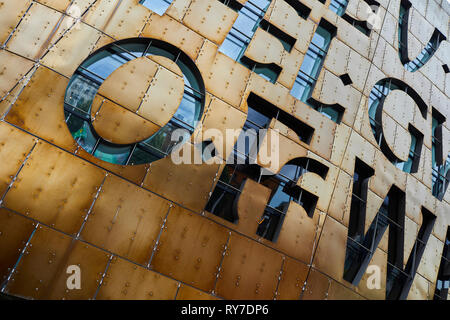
[64,39,204,165]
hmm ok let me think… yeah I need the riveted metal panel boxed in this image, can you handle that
[5,225,110,300]
[80,174,170,265]
[35,1,72,12]
[328,169,353,226]
[267,203,320,264]
[0,50,34,101]
[275,257,309,300]
[5,66,78,152]
[193,95,247,161]
[97,56,159,112]
[356,248,387,300]
[6,3,66,61]
[244,29,284,65]
[0,209,35,283]
[328,280,364,300]
[196,42,251,109]
[182,0,238,45]
[3,140,106,235]
[141,13,204,61]
[407,273,430,300]
[0,0,31,46]
[138,63,185,126]
[40,22,102,78]
[92,97,161,145]
[74,147,150,185]
[417,234,444,283]
[150,206,229,292]
[301,268,330,300]
[166,0,192,21]
[142,144,221,212]
[341,131,376,175]
[176,284,220,300]
[216,232,283,300]
[96,256,179,300]
[278,48,304,90]
[257,128,308,174]
[0,122,36,197]
[312,216,348,283]
[205,178,271,239]
[103,0,151,39]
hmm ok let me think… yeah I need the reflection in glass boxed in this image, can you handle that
[64,38,204,165]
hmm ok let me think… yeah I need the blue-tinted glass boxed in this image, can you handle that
[329,0,348,16]
[268,183,292,211]
[66,117,98,154]
[173,93,201,128]
[128,146,160,165]
[65,74,99,115]
[279,164,301,180]
[94,143,131,165]
[140,0,172,15]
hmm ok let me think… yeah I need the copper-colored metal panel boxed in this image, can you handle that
[81,174,170,265]
[0,0,31,46]
[417,234,444,283]
[328,169,352,226]
[341,131,376,175]
[407,273,430,300]
[275,257,309,300]
[138,63,185,126]
[312,216,348,283]
[203,178,271,241]
[102,0,151,39]
[216,232,283,300]
[96,256,179,300]
[83,0,150,39]
[6,3,65,61]
[176,284,220,300]
[182,0,238,45]
[97,56,159,113]
[244,69,295,112]
[244,29,284,65]
[151,206,229,292]
[301,268,330,300]
[234,179,272,237]
[5,225,109,300]
[166,0,192,21]
[36,1,71,12]
[141,13,204,61]
[194,96,247,161]
[3,140,106,235]
[82,0,120,30]
[0,122,36,197]
[356,248,387,300]
[5,66,78,152]
[41,22,102,78]
[267,203,320,264]
[142,144,220,212]
[328,280,364,300]
[0,50,34,101]
[265,0,303,40]
[257,128,308,174]
[0,209,35,284]
[196,46,251,109]
[91,97,161,145]
[74,146,149,186]
[278,48,304,90]
[369,149,408,200]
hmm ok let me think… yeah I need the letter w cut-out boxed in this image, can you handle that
[343,158,436,300]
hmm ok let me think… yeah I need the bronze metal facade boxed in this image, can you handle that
[0,0,448,300]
